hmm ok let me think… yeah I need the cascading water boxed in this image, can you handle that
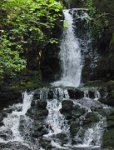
[0,91,33,144]
[0,87,111,150]
[53,9,82,87]
[0,9,112,150]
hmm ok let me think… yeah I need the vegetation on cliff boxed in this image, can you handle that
[0,0,63,83]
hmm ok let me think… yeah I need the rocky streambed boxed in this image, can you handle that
[0,87,113,150]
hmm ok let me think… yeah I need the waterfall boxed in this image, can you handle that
[53,9,82,87]
[0,8,112,150]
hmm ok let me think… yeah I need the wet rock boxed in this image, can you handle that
[61,100,73,112]
[0,142,31,150]
[55,133,68,145]
[27,99,48,119]
[88,90,95,99]
[32,122,48,137]
[0,129,13,141]
[72,105,85,118]
[70,121,79,137]
[68,89,84,99]
[27,108,48,119]
[39,137,52,150]
[83,112,99,126]
[33,90,40,100]
[48,90,53,99]
[31,99,47,109]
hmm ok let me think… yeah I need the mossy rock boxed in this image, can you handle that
[103,129,114,148]
[83,112,99,127]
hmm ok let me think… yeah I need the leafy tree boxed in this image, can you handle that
[0,0,63,80]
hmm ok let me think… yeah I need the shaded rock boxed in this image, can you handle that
[31,99,47,109]
[61,100,73,112]
[48,90,53,99]
[0,88,22,110]
[83,112,99,126]
[68,89,84,99]
[32,122,48,137]
[33,90,40,100]
[99,88,107,98]
[27,99,48,119]
[27,108,48,119]
[72,106,85,119]
[70,121,79,137]
[99,98,114,107]
[39,137,52,150]
[0,142,31,150]
[0,129,13,141]
[88,90,95,99]
[55,133,68,145]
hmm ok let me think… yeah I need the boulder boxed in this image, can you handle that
[27,99,48,119]
[61,100,73,112]
[31,99,47,109]
[83,112,99,126]
[33,90,40,100]
[68,89,84,99]
[32,122,48,138]
[55,133,68,145]
[88,90,95,99]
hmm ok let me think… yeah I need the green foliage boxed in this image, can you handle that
[0,0,63,80]
[85,0,108,39]
[0,34,26,79]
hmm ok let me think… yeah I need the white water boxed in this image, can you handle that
[0,91,33,143]
[45,99,69,136]
[53,10,82,87]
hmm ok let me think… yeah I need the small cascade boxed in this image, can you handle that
[83,117,106,147]
[0,87,112,150]
[0,91,33,143]
[45,99,69,136]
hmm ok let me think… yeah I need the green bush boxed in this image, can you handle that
[0,0,63,80]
